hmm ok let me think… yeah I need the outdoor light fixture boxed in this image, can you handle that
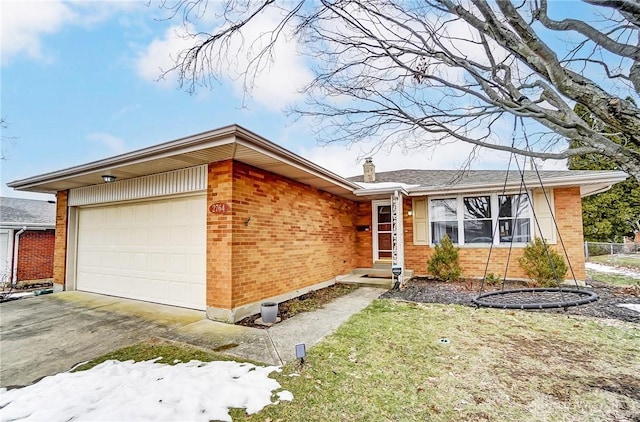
[295,343,306,365]
[101,175,117,183]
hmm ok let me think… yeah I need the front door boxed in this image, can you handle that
[373,201,392,261]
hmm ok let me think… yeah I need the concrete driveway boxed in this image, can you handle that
[0,292,277,388]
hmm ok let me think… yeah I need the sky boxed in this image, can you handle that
[0,358,293,421]
[0,0,573,201]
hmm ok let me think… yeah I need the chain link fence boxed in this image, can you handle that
[584,241,640,260]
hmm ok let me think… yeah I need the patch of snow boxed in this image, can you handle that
[617,304,640,313]
[585,262,640,278]
[0,359,292,422]
[277,390,294,401]
[1,291,34,299]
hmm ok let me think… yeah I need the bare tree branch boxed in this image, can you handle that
[157,0,640,181]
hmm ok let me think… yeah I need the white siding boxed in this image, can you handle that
[0,229,13,279]
[69,165,207,206]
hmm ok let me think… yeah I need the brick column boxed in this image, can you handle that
[53,190,68,289]
[206,161,234,319]
[553,187,587,281]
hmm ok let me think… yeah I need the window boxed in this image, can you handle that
[429,193,532,246]
[430,198,458,243]
[498,194,531,243]
[463,196,492,243]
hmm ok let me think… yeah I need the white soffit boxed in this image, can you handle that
[69,166,208,207]
[7,125,360,199]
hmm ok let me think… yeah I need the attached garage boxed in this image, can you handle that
[75,195,206,309]
[61,165,209,310]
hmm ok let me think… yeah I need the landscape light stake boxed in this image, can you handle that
[295,343,306,366]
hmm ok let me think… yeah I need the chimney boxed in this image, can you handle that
[363,157,375,182]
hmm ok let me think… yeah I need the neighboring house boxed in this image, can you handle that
[7,125,627,321]
[0,197,56,284]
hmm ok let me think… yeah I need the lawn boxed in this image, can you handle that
[81,301,640,421]
[586,269,640,287]
[589,253,640,269]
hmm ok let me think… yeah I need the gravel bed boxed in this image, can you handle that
[381,278,640,324]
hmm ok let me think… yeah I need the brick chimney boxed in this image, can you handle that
[363,157,375,182]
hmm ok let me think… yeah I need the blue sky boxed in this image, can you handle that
[1,0,572,201]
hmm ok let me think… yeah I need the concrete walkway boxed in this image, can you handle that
[0,287,384,387]
[263,287,385,364]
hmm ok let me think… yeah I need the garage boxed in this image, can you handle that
[76,195,206,310]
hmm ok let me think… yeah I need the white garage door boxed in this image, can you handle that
[76,195,206,310]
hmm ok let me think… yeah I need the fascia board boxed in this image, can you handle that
[7,127,239,191]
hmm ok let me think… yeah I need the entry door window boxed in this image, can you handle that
[377,205,392,258]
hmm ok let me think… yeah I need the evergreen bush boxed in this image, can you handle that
[518,237,568,287]
[428,234,462,282]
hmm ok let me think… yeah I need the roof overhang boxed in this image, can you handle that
[7,125,362,200]
[0,223,55,230]
[353,171,628,198]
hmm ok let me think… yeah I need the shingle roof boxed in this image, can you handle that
[348,169,619,191]
[0,197,56,228]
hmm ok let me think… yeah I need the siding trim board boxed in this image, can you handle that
[68,165,207,206]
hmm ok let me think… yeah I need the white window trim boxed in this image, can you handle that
[428,192,534,247]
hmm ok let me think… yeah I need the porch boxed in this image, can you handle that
[337,260,414,289]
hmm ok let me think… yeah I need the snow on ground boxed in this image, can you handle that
[585,262,640,278]
[618,303,640,313]
[586,261,640,314]
[0,359,292,422]
[0,291,34,299]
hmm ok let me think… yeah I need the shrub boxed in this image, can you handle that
[484,272,502,286]
[518,237,568,287]
[428,234,462,282]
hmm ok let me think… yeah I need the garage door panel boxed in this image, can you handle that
[76,195,206,310]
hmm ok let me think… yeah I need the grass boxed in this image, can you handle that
[233,300,640,421]
[75,301,640,421]
[72,338,255,372]
[587,253,640,287]
[589,254,640,269]
[586,269,640,287]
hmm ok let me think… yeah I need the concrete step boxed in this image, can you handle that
[373,260,392,269]
[337,269,414,289]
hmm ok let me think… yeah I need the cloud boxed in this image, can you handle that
[134,24,202,86]
[1,1,144,65]
[0,0,76,64]
[135,7,313,111]
[86,132,127,155]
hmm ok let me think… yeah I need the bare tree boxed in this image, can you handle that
[160,0,640,181]
[0,117,15,160]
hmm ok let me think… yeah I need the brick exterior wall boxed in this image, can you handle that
[53,190,68,287]
[355,202,373,268]
[401,188,587,280]
[220,161,359,309]
[16,230,55,281]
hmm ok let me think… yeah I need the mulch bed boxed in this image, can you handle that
[381,277,640,324]
[236,283,359,328]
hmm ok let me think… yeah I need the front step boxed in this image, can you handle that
[373,260,392,270]
[337,268,414,289]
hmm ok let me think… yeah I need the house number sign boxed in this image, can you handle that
[209,202,230,214]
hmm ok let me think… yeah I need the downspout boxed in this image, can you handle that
[12,227,27,286]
